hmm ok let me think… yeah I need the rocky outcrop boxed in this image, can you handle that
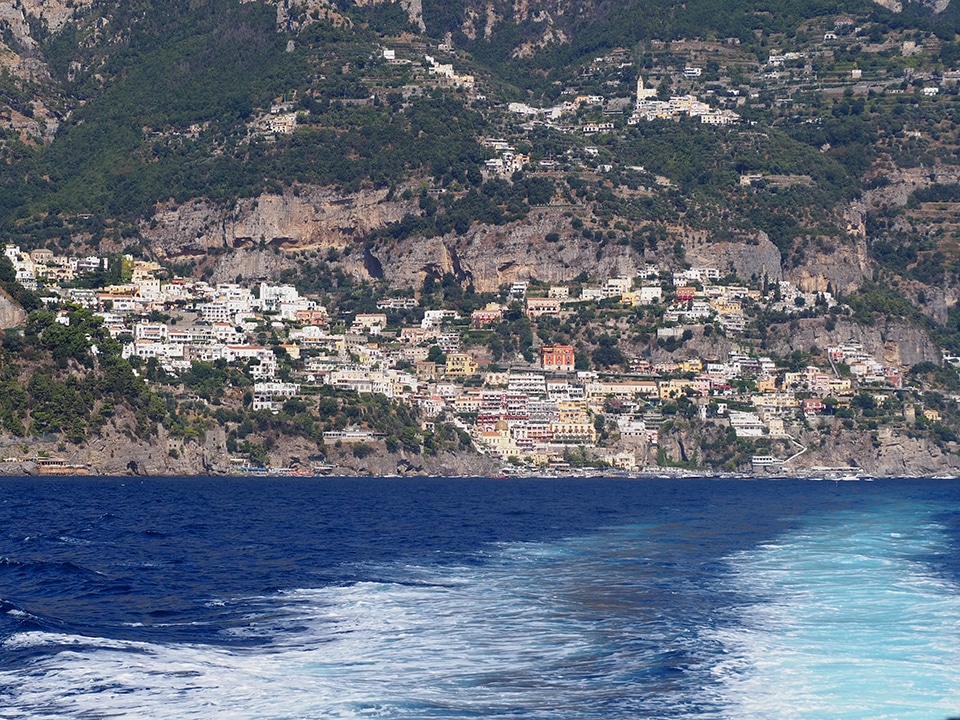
[868,0,951,13]
[763,317,941,368]
[784,238,870,294]
[0,1,39,55]
[0,416,500,477]
[375,208,782,293]
[20,0,93,32]
[0,0,78,142]
[141,185,783,292]
[1,403,956,477]
[857,165,960,211]
[0,287,27,329]
[789,423,960,477]
[209,247,298,284]
[263,0,423,32]
[684,231,782,283]
[378,216,645,292]
[869,0,903,12]
[140,186,418,261]
[268,0,353,31]
[0,459,37,475]
[324,443,500,476]
[70,422,232,476]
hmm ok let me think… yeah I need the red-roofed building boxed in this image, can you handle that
[471,304,503,327]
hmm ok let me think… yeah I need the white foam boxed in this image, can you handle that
[711,504,960,720]
[6,509,959,720]
[0,543,628,719]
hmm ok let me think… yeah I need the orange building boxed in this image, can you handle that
[540,345,575,372]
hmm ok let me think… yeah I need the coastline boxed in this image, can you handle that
[3,412,958,480]
[1,463,955,480]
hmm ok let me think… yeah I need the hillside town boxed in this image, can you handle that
[2,4,960,477]
[4,240,939,476]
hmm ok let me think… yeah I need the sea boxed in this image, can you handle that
[1,476,959,719]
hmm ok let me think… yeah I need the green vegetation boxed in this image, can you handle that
[1,1,492,245]
[1,0,960,472]
[0,307,163,442]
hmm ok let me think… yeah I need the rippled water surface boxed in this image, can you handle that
[1,476,959,718]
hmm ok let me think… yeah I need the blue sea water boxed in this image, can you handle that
[1,477,959,719]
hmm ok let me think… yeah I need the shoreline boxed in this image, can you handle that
[1,468,956,480]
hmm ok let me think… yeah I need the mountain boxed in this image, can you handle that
[1,0,960,474]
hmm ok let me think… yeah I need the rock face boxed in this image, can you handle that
[379,216,647,293]
[763,317,941,367]
[0,412,501,477]
[783,239,870,294]
[263,0,424,31]
[374,214,781,293]
[209,247,298,284]
[857,165,960,211]
[415,216,769,291]
[684,232,783,283]
[789,424,960,477]
[0,1,40,56]
[140,187,418,261]
[324,444,500,477]
[75,422,232,476]
[2,403,958,477]
[0,0,82,142]
[19,0,93,32]
[868,0,951,12]
[141,186,785,292]
[0,287,27,329]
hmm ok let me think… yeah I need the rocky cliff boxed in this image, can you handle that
[1,409,501,477]
[763,317,942,367]
[789,422,960,477]
[0,287,26,329]
[143,185,785,293]
[263,0,425,32]
[140,187,418,259]
[2,402,957,477]
[0,0,88,141]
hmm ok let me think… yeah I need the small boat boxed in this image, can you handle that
[836,473,860,482]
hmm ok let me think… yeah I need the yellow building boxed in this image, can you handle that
[757,377,778,393]
[445,352,479,376]
[550,421,598,444]
[658,378,698,399]
[828,378,853,396]
[479,417,522,457]
[710,297,742,314]
[557,400,589,424]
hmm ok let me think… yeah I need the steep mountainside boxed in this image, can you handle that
[3,0,960,474]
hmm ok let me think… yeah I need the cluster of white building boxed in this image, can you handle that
[481,138,530,177]
[629,76,740,125]
[5,240,922,470]
[4,246,118,290]
[423,54,475,88]
[827,342,902,388]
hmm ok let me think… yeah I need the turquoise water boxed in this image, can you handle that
[713,501,960,719]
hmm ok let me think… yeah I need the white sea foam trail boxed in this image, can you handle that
[712,502,960,720]
[4,504,960,720]
[0,538,674,719]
